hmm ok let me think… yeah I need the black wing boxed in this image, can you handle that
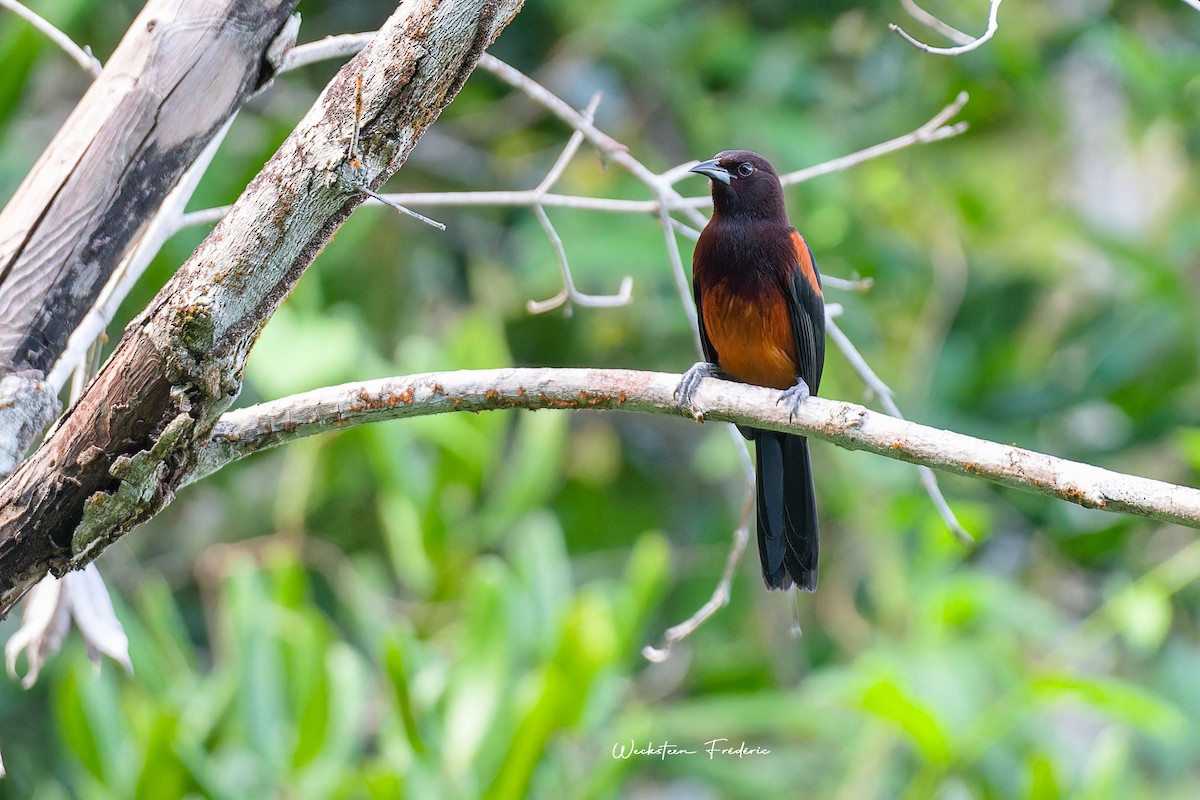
[693,278,720,366]
[785,230,825,394]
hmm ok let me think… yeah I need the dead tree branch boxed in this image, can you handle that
[0,0,523,615]
[186,368,1200,531]
[889,0,1003,55]
[0,0,300,475]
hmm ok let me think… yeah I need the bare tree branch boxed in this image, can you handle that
[642,488,752,663]
[0,0,300,475]
[899,0,975,45]
[278,31,374,74]
[184,368,1200,531]
[890,0,1003,55]
[522,94,634,314]
[777,92,970,187]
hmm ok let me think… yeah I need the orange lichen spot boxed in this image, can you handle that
[1061,485,1104,509]
[537,392,574,409]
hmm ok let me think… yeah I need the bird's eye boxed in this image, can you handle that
[737,162,754,177]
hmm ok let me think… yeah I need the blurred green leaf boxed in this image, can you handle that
[1107,580,1173,656]
[133,712,187,800]
[859,678,952,765]
[487,591,618,800]
[481,411,568,540]
[1031,673,1184,734]
[443,557,513,782]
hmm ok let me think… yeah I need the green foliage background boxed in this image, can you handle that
[1,0,1199,797]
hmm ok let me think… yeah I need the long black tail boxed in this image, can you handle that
[754,431,819,591]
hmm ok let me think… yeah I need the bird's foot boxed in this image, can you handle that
[777,377,811,422]
[675,361,719,421]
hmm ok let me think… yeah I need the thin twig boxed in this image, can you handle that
[524,94,633,314]
[346,72,445,230]
[477,54,712,232]
[890,0,1003,56]
[0,0,102,78]
[658,198,702,353]
[527,205,631,314]
[828,318,972,543]
[777,92,970,187]
[900,0,975,45]
[377,191,658,213]
[371,92,968,216]
[176,206,232,231]
[535,94,600,194]
[823,275,874,292]
[277,31,374,73]
[643,487,753,663]
[359,187,447,230]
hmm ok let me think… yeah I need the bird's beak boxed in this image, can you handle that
[689,158,731,185]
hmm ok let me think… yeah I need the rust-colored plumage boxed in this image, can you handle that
[680,150,826,591]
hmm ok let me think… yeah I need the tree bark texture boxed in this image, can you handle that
[0,0,300,475]
[186,368,1200,530]
[0,0,523,615]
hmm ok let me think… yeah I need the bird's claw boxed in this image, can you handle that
[676,361,718,421]
[777,378,811,422]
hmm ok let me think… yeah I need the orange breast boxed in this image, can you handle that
[702,283,798,390]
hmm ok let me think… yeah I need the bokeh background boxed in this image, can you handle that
[1,0,1199,796]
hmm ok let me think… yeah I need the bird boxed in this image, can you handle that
[676,150,826,591]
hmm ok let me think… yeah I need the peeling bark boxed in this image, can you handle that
[0,0,300,475]
[0,0,523,615]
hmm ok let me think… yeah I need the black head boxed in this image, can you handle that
[689,150,787,222]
